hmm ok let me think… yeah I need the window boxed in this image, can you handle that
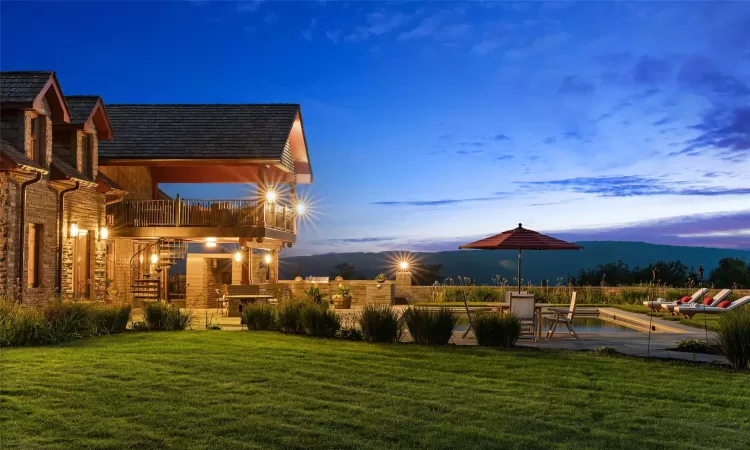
[29,117,42,164]
[81,133,90,177]
[27,224,42,288]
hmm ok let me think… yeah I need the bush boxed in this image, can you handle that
[358,305,403,343]
[675,339,711,353]
[714,308,750,370]
[402,307,457,345]
[143,303,193,331]
[277,301,305,334]
[299,304,341,338]
[0,302,49,347]
[131,321,149,332]
[243,303,277,331]
[43,301,95,343]
[91,305,131,335]
[472,312,521,348]
[338,327,363,341]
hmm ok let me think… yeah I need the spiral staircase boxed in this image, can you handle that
[130,239,188,303]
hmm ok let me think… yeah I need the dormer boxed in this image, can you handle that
[53,96,113,180]
[0,71,70,170]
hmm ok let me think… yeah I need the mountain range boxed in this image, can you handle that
[280,241,750,284]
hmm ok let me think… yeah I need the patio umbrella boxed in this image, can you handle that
[459,223,582,293]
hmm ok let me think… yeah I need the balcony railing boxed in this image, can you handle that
[107,198,294,232]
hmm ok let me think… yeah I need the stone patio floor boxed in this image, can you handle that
[132,306,727,365]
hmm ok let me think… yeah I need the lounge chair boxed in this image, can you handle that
[643,288,708,312]
[662,289,731,314]
[545,291,579,340]
[510,294,537,341]
[675,296,750,319]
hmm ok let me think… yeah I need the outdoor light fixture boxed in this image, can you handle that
[150,253,158,265]
[205,237,217,248]
[235,251,242,262]
[265,188,277,204]
[399,261,409,271]
[100,227,108,240]
[295,202,306,216]
[264,253,272,265]
[70,223,79,237]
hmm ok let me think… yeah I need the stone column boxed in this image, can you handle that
[268,248,279,283]
[395,270,412,299]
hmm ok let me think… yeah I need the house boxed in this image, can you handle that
[1,71,313,307]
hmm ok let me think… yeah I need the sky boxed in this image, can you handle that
[2,1,749,255]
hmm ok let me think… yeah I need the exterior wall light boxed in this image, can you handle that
[100,227,108,240]
[205,237,217,248]
[151,253,158,265]
[70,223,79,237]
[264,253,272,265]
[235,251,242,262]
[266,188,276,204]
[399,261,409,271]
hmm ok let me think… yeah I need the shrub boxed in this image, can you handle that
[338,327,363,341]
[91,305,131,335]
[143,303,193,331]
[675,339,711,353]
[358,305,403,343]
[0,302,49,347]
[592,346,619,355]
[402,307,457,345]
[43,301,95,343]
[131,321,149,332]
[714,308,750,370]
[243,303,277,331]
[472,312,521,348]
[299,304,341,338]
[277,301,305,333]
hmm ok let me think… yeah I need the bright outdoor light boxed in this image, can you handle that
[295,202,306,216]
[265,188,277,204]
[399,261,409,270]
[70,223,78,237]
[205,237,217,248]
[100,227,108,240]
[264,253,272,264]
[235,251,242,262]
[150,253,158,265]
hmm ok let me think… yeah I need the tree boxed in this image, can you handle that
[330,262,358,280]
[710,258,750,288]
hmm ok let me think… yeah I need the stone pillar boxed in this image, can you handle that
[395,270,412,298]
[241,246,250,284]
[268,248,279,283]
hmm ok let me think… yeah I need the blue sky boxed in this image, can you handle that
[2,1,749,254]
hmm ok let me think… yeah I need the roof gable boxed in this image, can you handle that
[98,104,300,161]
[65,95,114,140]
[0,71,70,122]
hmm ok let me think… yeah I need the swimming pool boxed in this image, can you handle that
[454,314,640,333]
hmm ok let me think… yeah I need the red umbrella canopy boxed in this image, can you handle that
[459,223,582,250]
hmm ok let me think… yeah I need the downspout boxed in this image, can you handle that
[17,172,43,304]
[57,182,80,295]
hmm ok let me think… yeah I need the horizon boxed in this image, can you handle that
[2,1,748,256]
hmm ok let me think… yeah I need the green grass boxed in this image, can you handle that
[612,305,722,331]
[2,332,749,449]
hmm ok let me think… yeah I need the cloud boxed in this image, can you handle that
[673,107,750,162]
[494,155,513,161]
[590,113,612,123]
[345,11,411,41]
[320,237,398,245]
[630,55,671,85]
[518,175,750,197]
[543,136,557,144]
[652,117,672,126]
[472,37,506,55]
[593,52,632,67]
[237,0,263,13]
[326,29,342,43]
[302,18,318,41]
[493,134,511,141]
[677,56,750,97]
[372,196,505,206]
[558,76,595,95]
[399,16,441,40]
[457,149,482,155]
[562,131,583,140]
[505,31,569,59]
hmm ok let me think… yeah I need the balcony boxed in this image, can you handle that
[107,198,295,240]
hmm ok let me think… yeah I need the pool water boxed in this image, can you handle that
[455,316,639,333]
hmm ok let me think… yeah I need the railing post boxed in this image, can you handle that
[290,181,297,234]
[258,165,267,228]
[175,194,181,227]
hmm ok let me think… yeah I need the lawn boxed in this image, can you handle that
[2,332,749,450]
[613,305,722,331]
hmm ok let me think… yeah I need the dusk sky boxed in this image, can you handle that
[2,1,749,255]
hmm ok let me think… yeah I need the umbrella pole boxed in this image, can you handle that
[517,248,522,293]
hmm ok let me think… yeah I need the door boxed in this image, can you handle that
[74,232,91,298]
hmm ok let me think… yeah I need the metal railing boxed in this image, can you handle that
[108,198,294,232]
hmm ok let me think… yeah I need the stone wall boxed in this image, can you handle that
[280,280,395,307]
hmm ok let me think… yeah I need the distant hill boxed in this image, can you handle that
[280,241,750,284]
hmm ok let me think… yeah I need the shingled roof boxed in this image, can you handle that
[1,139,47,173]
[0,71,53,103]
[65,96,100,124]
[51,156,95,185]
[98,104,300,160]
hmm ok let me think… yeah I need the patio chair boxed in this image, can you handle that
[509,294,536,341]
[215,288,227,316]
[545,291,579,340]
[675,295,750,319]
[662,289,731,314]
[643,287,708,312]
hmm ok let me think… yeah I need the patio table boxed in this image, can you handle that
[489,303,553,339]
[226,294,276,317]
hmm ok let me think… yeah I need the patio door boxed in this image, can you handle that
[73,232,91,298]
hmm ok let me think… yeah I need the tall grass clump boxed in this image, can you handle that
[714,308,750,370]
[243,303,277,331]
[402,307,457,345]
[472,312,522,348]
[43,301,95,343]
[91,305,131,335]
[143,303,193,331]
[0,301,48,346]
[277,300,305,334]
[299,304,341,338]
[358,305,403,343]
